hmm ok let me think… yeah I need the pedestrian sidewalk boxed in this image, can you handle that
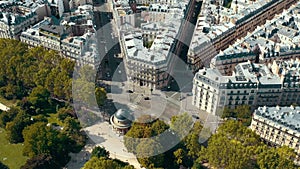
[0,102,9,111]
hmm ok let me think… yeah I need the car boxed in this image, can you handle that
[106,72,110,77]
[178,96,185,101]
[144,97,150,100]
[187,93,193,96]
[126,90,134,93]
[192,115,200,119]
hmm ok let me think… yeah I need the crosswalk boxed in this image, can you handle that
[133,94,143,104]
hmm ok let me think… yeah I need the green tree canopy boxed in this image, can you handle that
[6,110,32,143]
[61,117,86,153]
[21,154,61,169]
[0,39,75,102]
[0,106,19,128]
[91,146,110,159]
[170,112,193,139]
[95,87,107,107]
[82,157,134,169]
[27,86,50,112]
[256,145,297,169]
[0,161,9,169]
[22,122,70,165]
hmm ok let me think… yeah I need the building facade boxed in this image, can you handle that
[119,2,188,89]
[250,105,300,161]
[188,0,298,73]
[192,59,300,115]
[211,3,300,75]
[0,1,51,39]
[110,109,133,135]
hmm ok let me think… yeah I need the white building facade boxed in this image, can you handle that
[192,59,300,115]
[250,105,300,162]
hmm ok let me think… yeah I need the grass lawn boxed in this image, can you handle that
[0,96,17,108]
[0,128,28,169]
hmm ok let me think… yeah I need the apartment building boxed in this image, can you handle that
[0,6,38,39]
[250,105,300,160]
[135,0,175,6]
[0,0,52,39]
[192,59,300,115]
[47,0,65,18]
[188,0,298,73]
[20,5,99,68]
[141,22,162,44]
[211,3,300,75]
[121,21,178,89]
[117,0,188,89]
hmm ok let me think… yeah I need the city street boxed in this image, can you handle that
[93,1,122,81]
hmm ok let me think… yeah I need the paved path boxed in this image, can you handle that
[85,122,141,169]
[66,122,141,169]
[0,103,9,111]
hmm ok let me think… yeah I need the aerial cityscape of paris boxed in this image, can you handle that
[0,0,300,168]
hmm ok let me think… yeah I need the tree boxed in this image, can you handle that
[124,117,168,168]
[217,120,261,147]
[0,106,19,128]
[170,112,193,139]
[91,146,110,159]
[0,161,8,169]
[95,87,107,106]
[23,122,58,157]
[57,107,76,121]
[256,146,297,169]
[77,65,96,83]
[0,40,74,103]
[22,122,69,165]
[1,83,23,100]
[82,157,134,169]
[173,148,186,166]
[191,162,205,169]
[234,105,252,126]
[124,117,168,154]
[61,117,86,153]
[27,86,50,112]
[17,97,35,115]
[72,79,96,107]
[184,121,203,160]
[219,107,234,118]
[6,110,32,143]
[198,120,261,169]
[204,134,253,169]
[21,154,61,169]
[53,71,70,99]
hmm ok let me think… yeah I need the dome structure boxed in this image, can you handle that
[114,109,132,121]
[110,109,133,135]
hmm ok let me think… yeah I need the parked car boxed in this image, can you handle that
[192,114,200,119]
[106,72,110,77]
